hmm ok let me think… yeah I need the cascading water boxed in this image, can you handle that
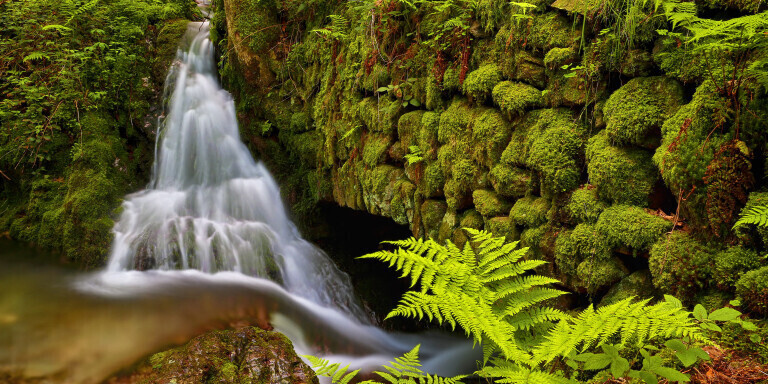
[0,13,478,384]
[107,21,365,319]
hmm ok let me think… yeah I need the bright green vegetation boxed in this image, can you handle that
[310,230,760,383]
[0,0,200,266]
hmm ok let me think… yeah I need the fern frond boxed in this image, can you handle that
[492,276,562,300]
[506,307,571,331]
[303,355,361,384]
[480,362,575,384]
[733,203,768,229]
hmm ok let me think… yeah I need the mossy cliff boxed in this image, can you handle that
[0,0,201,268]
[211,0,768,307]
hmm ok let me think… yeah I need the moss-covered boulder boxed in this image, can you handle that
[421,199,448,240]
[736,266,768,316]
[473,189,512,217]
[603,76,685,146]
[576,257,628,294]
[596,205,672,253]
[462,64,502,103]
[485,216,520,242]
[109,326,317,384]
[489,165,531,198]
[713,246,762,290]
[566,186,607,224]
[554,223,611,278]
[492,81,542,118]
[649,232,714,299]
[509,197,550,227]
[586,131,658,206]
[600,270,658,306]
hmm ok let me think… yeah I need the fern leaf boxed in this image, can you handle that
[733,204,768,229]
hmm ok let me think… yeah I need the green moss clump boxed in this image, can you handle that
[489,165,530,198]
[586,131,658,206]
[289,112,312,133]
[543,47,576,69]
[438,99,475,143]
[714,246,762,290]
[418,111,441,160]
[361,134,392,168]
[390,180,416,225]
[281,130,323,166]
[421,199,448,240]
[603,76,684,146]
[462,64,502,104]
[460,209,485,230]
[577,257,628,294]
[424,76,444,111]
[356,97,402,135]
[486,216,520,242]
[567,186,607,223]
[492,81,542,118]
[442,68,461,92]
[508,12,576,50]
[397,111,426,147]
[520,225,546,250]
[473,189,512,217]
[596,205,672,252]
[555,223,611,277]
[472,108,512,168]
[509,197,551,227]
[600,271,657,306]
[421,162,445,198]
[514,51,546,87]
[736,266,768,316]
[649,232,714,298]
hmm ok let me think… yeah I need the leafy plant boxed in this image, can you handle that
[404,146,424,165]
[307,231,754,383]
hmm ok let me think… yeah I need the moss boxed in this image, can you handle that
[289,112,312,133]
[509,196,551,227]
[397,111,426,148]
[460,209,485,230]
[424,76,444,111]
[736,266,768,316]
[544,47,576,69]
[390,180,417,225]
[653,81,730,228]
[600,270,657,306]
[714,246,763,290]
[486,216,520,242]
[473,189,512,217]
[513,51,546,87]
[652,37,712,83]
[362,63,391,92]
[576,257,628,294]
[421,199,448,240]
[586,131,658,206]
[281,130,324,166]
[154,19,192,83]
[358,164,403,216]
[489,165,530,198]
[596,205,672,253]
[421,161,445,198]
[462,64,502,104]
[567,186,607,224]
[527,122,584,195]
[507,12,576,50]
[442,67,461,92]
[520,225,546,250]
[555,223,611,277]
[362,134,392,168]
[735,192,768,247]
[492,81,542,118]
[649,232,714,299]
[356,97,402,135]
[472,108,512,168]
[437,98,475,144]
[603,77,685,146]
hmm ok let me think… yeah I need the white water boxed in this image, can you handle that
[90,17,478,382]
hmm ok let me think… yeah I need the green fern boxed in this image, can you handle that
[305,345,466,384]
[733,204,768,229]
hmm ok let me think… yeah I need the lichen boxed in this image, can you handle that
[586,130,658,206]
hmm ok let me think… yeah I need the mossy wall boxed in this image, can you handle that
[212,0,767,306]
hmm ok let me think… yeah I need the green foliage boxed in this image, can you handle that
[307,345,466,384]
[733,204,768,229]
[405,146,425,165]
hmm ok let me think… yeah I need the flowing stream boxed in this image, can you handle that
[0,16,477,384]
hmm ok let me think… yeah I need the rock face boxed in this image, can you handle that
[108,327,318,384]
[211,0,768,305]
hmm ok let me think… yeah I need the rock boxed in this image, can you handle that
[107,326,318,384]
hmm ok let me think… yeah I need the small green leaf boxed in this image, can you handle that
[639,371,659,384]
[610,357,630,378]
[708,307,741,322]
[410,99,421,107]
[664,295,683,309]
[583,353,611,370]
[741,321,757,331]
[750,334,762,343]
[729,299,741,307]
[377,87,389,92]
[664,339,687,352]
[693,304,707,321]
[651,366,690,382]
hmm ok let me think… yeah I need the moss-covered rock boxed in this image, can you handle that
[507,12,577,50]
[600,270,658,306]
[576,257,628,294]
[471,108,512,168]
[421,199,448,240]
[115,326,317,384]
[566,186,607,224]
[714,246,763,290]
[489,165,530,198]
[649,232,714,299]
[544,47,576,69]
[596,205,672,253]
[485,216,520,242]
[736,266,768,316]
[509,196,550,227]
[473,189,512,217]
[357,97,402,135]
[554,223,611,277]
[462,64,502,103]
[362,134,392,167]
[603,76,684,147]
[492,81,542,118]
[586,131,658,206]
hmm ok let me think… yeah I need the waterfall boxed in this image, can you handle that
[106,21,366,320]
